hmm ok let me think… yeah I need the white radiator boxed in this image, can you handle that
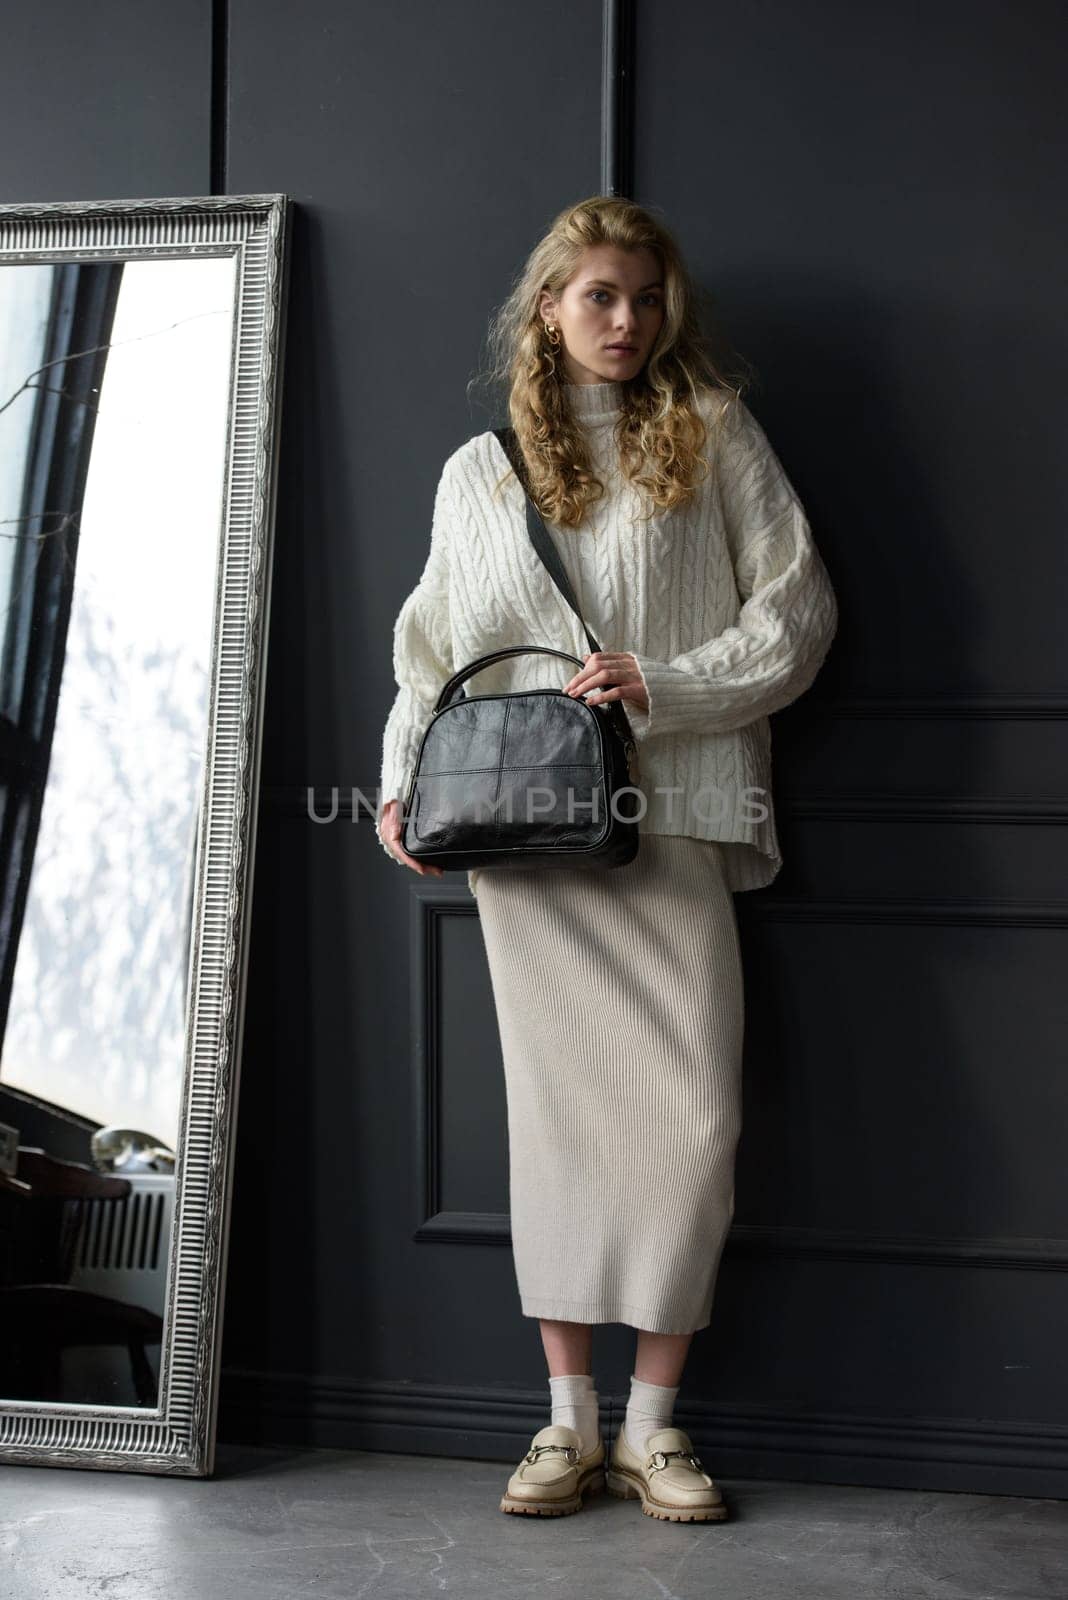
[68,1171,175,1319]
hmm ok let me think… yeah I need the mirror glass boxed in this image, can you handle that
[0,254,237,1408]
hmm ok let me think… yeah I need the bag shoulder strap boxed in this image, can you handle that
[492,426,602,657]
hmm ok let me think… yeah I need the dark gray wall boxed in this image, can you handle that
[4,0,1065,1498]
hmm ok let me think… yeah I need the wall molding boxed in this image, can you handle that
[217,1368,1068,1499]
[409,884,478,1233]
[726,1225,1068,1270]
[818,695,1068,719]
[736,896,1068,927]
[406,888,1068,1246]
[415,1210,1068,1271]
[601,0,635,197]
[209,0,229,194]
[782,794,1068,824]
[416,1210,511,1245]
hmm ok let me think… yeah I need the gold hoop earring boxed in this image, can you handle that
[543,320,562,350]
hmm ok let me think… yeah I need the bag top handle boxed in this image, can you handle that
[436,644,586,710]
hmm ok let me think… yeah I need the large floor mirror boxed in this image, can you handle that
[0,193,291,1475]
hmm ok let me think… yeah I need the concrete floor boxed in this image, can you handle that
[1,1443,1065,1599]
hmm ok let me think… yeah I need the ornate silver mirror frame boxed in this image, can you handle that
[0,193,291,1475]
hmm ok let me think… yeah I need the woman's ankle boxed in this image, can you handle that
[548,1371,601,1454]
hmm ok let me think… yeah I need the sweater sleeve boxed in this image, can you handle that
[377,460,456,857]
[624,398,837,741]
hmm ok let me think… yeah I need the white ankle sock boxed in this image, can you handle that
[623,1375,680,1454]
[548,1372,600,1454]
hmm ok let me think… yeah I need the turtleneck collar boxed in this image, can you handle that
[564,378,623,424]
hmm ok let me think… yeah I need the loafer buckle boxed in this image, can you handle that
[525,1443,580,1465]
[648,1448,704,1474]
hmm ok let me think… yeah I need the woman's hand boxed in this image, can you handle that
[378,797,445,877]
[562,651,649,714]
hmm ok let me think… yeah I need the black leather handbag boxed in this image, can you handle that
[398,425,642,872]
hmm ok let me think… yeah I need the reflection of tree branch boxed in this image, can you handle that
[0,511,82,541]
[0,511,80,629]
[0,305,232,418]
[0,380,106,423]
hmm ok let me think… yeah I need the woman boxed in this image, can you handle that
[377,195,837,1523]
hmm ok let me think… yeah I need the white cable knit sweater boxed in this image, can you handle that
[377,379,838,895]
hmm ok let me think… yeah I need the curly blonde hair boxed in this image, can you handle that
[474,193,756,529]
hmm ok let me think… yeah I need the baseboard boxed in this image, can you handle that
[218,1369,1068,1500]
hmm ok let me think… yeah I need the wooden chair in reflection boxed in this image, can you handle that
[0,1148,164,1405]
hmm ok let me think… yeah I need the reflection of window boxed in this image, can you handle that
[0,258,235,1145]
[0,260,124,1035]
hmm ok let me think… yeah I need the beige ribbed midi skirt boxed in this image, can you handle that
[471,833,745,1336]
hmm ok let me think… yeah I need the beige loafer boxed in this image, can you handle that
[499,1423,606,1516]
[606,1425,728,1522]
